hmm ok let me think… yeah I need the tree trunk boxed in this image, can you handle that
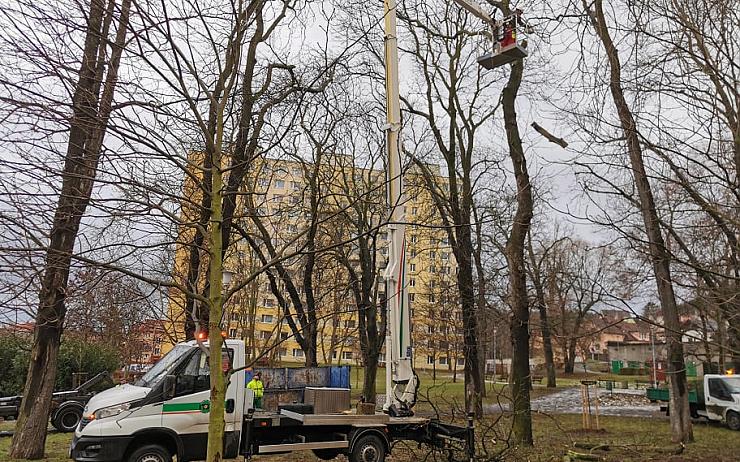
[10,1,130,458]
[503,56,533,445]
[454,235,484,418]
[565,338,578,374]
[473,219,489,396]
[588,0,693,443]
[206,150,226,462]
[362,352,379,404]
[527,237,556,387]
[541,306,557,386]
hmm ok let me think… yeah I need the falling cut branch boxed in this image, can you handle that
[531,122,568,148]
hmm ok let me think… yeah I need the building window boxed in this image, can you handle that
[441,252,449,260]
[279,348,287,356]
[410,263,416,272]
[429,265,436,273]
[409,278,416,287]
[411,207,418,215]
[410,249,417,258]
[263,298,275,307]
[280,331,289,340]
[293,348,304,358]
[457,358,465,366]
[442,237,449,245]
[442,266,451,274]
[439,356,448,365]
[410,235,417,244]
[409,293,415,301]
[429,280,436,289]
[258,178,269,187]
[260,314,274,323]
[229,328,237,338]
[291,181,301,190]
[275,179,285,188]
[342,351,354,360]
[427,325,434,334]
[428,294,436,303]
[427,355,434,365]
[344,320,356,329]
[259,331,271,339]
[429,251,436,259]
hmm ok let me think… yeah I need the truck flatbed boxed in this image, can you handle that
[277,409,431,426]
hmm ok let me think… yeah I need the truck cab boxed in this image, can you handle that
[70,339,247,462]
[703,374,740,430]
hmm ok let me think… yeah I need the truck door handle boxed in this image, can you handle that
[225,399,235,413]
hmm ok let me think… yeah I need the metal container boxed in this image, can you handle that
[303,387,351,414]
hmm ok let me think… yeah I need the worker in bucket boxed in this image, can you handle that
[247,372,264,409]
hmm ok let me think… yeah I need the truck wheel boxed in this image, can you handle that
[127,444,172,462]
[727,411,740,431]
[51,405,83,432]
[350,435,385,462]
[312,448,341,460]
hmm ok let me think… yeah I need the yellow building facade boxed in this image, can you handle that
[165,156,464,371]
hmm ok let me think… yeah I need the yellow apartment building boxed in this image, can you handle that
[164,155,465,371]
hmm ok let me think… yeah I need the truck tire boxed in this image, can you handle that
[127,444,172,462]
[350,435,385,462]
[727,411,740,431]
[51,403,83,432]
[312,448,341,460]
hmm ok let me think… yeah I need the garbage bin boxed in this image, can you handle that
[611,360,623,374]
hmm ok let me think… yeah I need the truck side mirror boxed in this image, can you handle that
[163,375,177,400]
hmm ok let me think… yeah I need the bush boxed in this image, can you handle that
[0,334,119,396]
[0,335,30,396]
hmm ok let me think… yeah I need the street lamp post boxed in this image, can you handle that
[650,326,657,387]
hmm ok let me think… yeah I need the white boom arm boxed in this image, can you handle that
[383,0,418,417]
[451,0,494,23]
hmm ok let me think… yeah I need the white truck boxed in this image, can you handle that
[647,374,740,430]
[69,339,472,462]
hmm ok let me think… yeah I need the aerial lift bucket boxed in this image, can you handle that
[477,12,529,70]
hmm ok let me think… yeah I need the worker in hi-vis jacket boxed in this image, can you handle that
[247,372,264,409]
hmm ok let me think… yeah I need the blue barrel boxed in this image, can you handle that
[330,366,350,388]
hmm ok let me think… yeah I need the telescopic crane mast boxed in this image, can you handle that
[381,0,527,417]
[382,0,418,417]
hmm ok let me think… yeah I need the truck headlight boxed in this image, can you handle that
[93,403,131,420]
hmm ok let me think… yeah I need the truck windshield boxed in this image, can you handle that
[723,377,740,393]
[135,344,193,388]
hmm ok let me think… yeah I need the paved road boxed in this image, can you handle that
[485,387,664,418]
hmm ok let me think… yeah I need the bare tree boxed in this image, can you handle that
[397,0,502,418]
[526,229,561,387]
[583,0,694,443]
[0,0,132,457]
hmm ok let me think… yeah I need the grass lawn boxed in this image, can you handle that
[3,414,738,462]
[0,422,70,462]
[498,414,740,461]
[1,368,714,461]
